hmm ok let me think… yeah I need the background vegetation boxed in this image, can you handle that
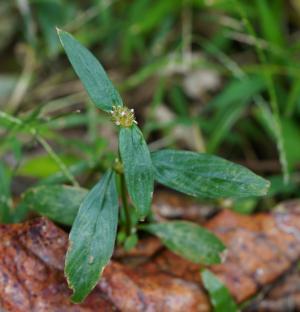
[1,0,300,222]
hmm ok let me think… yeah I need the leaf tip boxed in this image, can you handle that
[56,27,68,47]
[56,27,62,34]
[220,248,228,263]
[56,27,65,45]
[71,292,84,304]
[260,178,271,196]
[64,268,77,302]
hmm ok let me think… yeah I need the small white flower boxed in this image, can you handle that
[110,105,137,127]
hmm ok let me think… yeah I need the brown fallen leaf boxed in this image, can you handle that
[140,249,200,284]
[152,191,216,223]
[0,218,210,312]
[0,218,114,312]
[138,205,300,304]
[245,256,300,312]
[99,261,210,312]
[113,237,163,260]
[244,270,300,312]
[2,199,300,311]
[206,208,300,302]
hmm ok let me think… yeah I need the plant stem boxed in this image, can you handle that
[120,172,131,235]
[34,133,79,187]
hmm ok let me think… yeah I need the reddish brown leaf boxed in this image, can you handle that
[99,261,210,312]
[0,218,114,312]
[206,208,300,302]
[152,191,215,222]
[114,237,162,260]
[139,204,300,304]
[0,218,210,312]
[2,199,300,311]
[244,271,300,311]
[140,249,200,283]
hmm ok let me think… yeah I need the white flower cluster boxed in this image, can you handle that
[110,105,137,127]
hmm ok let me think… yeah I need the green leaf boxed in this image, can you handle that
[0,161,12,223]
[17,154,78,178]
[267,174,298,197]
[130,0,181,35]
[0,161,27,223]
[204,76,265,153]
[207,76,265,111]
[57,29,123,112]
[256,0,284,48]
[35,0,72,56]
[142,221,225,264]
[65,170,119,303]
[22,185,87,225]
[253,101,289,183]
[151,149,270,198]
[207,103,244,153]
[124,233,138,251]
[119,125,154,217]
[281,118,300,171]
[201,270,238,312]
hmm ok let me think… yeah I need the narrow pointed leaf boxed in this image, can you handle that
[0,161,12,223]
[152,149,270,198]
[119,125,154,217]
[65,170,119,303]
[201,270,238,312]
[57,29,123,112]
[22,185,87,225]
[142,221,225,264]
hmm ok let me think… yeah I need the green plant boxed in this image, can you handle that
[201,269,238,312]
[17,29,270,303]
